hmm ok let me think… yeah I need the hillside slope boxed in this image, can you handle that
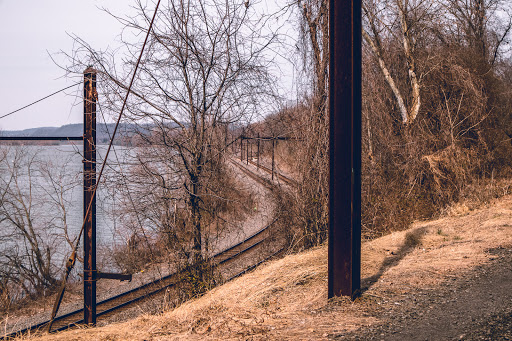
[24,195,512,340]
[1,123,146,143]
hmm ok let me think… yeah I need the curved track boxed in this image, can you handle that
[242,158,297,187]
[2,160,285,340]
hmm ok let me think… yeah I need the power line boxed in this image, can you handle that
[0,82,81,120]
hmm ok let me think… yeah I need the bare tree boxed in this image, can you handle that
[60,0,276,273]
[362,0,441,125]
[288,0,330,248]
[297,0,329,111]
[444,0,512,68]
[0,147,79,309]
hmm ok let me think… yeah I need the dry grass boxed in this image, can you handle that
[18,195,512,341]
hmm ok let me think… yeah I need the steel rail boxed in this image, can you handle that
[1,218,278,340]
[230,157,297,188]
[95,235,279,321]
[229,159,275,190]
[2,156,285,339]
[94,229,280,321]
[228,247,286,281]
[245,159,297,187]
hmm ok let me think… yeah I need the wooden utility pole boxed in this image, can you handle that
[328,0,362,298]
[83,67,97,324]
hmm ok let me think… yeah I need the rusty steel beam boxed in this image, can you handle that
[0,136,83,141]
[257,133,260,170]
[240,135,243,161]
[98,272,132,281]
[271,138,275,180]
[83,67,97,324]
[328,0,362,298]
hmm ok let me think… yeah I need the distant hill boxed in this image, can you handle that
[0,123,149,144]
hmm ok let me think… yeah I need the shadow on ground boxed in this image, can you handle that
[361,226,429,293]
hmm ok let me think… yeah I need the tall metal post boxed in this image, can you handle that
[83,67,97,323]
[224,123,228,149]
[240,136,243,161]
[257,133,260,170]
[271,138,275,180]
[328,0,362,298]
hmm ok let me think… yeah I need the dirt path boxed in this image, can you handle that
[337,246,512,340]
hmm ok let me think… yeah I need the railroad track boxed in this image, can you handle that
[2,220,278,340]
[241,158,297,187]
[3,157,287,340]
[230,159,275,190]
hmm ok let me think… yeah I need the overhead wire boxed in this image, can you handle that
[0,82,81,120]
[48,0,162,330]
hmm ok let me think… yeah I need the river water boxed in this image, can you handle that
[0,144,137,264]
[0,143,242,274]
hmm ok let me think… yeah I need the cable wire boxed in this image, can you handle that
[0,82,81,120]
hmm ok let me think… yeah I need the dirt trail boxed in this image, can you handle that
[338,246,512,340]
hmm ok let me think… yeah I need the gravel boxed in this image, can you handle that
[333,246,512,340]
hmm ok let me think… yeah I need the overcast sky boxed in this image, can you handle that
[0,0,296,131]
[0,1,135,131]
